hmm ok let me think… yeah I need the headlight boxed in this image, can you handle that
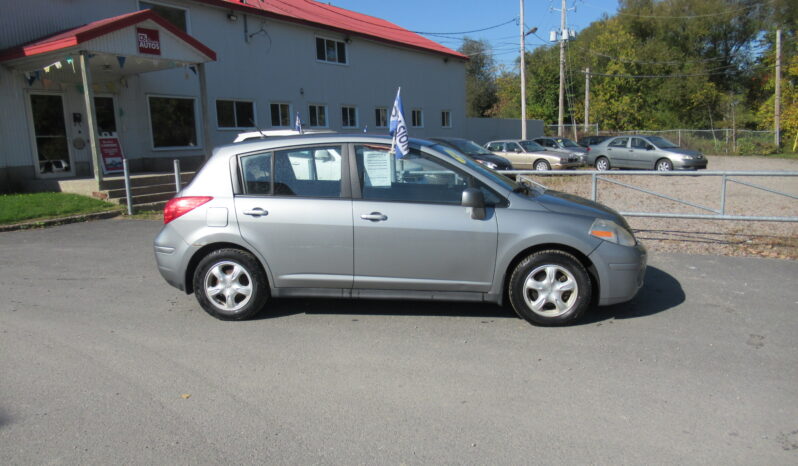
[589,218,636,247]
[477,160,498,169]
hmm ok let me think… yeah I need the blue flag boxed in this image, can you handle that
[389,87,409,158]
[294,112,303,134]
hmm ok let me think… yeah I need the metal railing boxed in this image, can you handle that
[502,170,798,222]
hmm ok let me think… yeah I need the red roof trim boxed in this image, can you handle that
[192,0,467,60]
[0,10,216,63]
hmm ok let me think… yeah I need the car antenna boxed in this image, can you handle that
[250,118,268,139]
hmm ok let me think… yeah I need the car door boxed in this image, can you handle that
[234,145,353,288]
[505,142,533,169]
[606,137,631,167]
[351,143,498,292]
[629,137,652,168]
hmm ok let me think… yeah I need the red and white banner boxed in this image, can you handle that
[99,136,125,174]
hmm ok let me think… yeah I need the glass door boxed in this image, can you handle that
[29,93,73,177]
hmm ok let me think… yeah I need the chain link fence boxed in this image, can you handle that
[543,125,778,156]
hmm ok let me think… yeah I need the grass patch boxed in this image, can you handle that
[0,192,120,225]
[128,209,163,221]
[769,152,798,160]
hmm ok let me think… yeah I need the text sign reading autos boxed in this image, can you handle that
[137,28,161,55]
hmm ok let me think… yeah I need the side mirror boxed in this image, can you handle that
[462,188,486,220]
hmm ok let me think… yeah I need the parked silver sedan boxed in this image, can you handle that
[533,137,588,164]
[155,134,646,326]
[587,135,708,171]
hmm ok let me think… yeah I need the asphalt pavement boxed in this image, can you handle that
[1,219,796,464]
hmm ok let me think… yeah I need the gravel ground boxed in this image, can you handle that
[521,155,798,260]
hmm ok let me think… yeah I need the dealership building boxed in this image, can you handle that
[0,0,495,194]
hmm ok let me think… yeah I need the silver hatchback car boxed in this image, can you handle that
[154,134,646,326]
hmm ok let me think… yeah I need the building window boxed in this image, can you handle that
[374,107,387,128]
[309,104,327,127]
[341,106,358,128]
[94,97,117,134]
[216,100,255,129]
[139,1,188,32]
[411,109,423,127]
[441,110,451,128]
[270,103,290,127]
[148,96,197,148]
[316,37,347,64]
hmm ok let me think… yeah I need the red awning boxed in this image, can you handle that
[0,10,216,63]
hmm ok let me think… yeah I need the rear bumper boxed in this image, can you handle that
[154,225,194,292]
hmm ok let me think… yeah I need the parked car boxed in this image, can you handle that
[586,135,708,171]
[154,134,646,326]
[484,139,582,171]
[533,137,588,163]
[429,137,513,170]
[577,135,610,147]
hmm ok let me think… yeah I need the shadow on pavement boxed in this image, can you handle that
[255,265,682,324]
[579,265,684,325]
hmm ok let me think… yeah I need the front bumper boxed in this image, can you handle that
[552,161,583,170]
[588,240,647,306]
[673,157,708,170]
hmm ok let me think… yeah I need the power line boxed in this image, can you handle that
[580,0,771,19]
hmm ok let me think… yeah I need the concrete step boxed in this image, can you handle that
[105,183,178,200]
[118,191,176,206]
[101,172,195,190]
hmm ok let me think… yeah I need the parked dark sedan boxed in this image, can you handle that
[587,135,708,171]
[430,137,513,170]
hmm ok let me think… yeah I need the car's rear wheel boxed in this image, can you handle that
[193,248,268,320]
[534,160,551,171]
[595,157,610,171]
[656,158,673,171]
[508,250,592,326]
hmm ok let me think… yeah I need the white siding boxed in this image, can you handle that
[0,0,467,173]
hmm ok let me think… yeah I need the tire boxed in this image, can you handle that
[508,250,592,326]
[192,248,269,321]
[656,158,673,171]
[534,159,551,171]
[595,157,610,171]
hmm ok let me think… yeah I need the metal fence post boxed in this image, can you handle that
[123,159,133,216]
[678,129,681,146]
[720,174,727,215]
[173,159,181,193]
[591,172,597,201]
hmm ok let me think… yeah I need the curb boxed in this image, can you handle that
[0,209,123,232]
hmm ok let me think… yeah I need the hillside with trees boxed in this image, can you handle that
[460,0,797,152]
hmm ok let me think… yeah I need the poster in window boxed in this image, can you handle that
[99,136,125,174]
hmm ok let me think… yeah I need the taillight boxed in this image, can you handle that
[163,196,213,224]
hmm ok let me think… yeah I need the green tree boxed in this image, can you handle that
[459,38,498,117]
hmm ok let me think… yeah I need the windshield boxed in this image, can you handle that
[429,143,526,193]
[647,136,679,148]
[447,139,493,155]
[557,138,580,148]
[519,140,546,152]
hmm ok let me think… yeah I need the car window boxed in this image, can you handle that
[355,144,501,206]
[519,140,545,152]
[631,138,648,149]
[240,145,343,198]
[541,139,556,148]
[609,137,628,148]
[486,142,503,151]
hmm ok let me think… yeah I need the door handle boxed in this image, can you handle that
[360,212,387,222]
[243,207,268,217]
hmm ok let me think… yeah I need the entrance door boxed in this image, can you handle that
[29,93,73,177]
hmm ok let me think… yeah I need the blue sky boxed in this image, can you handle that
[332,0,620,68]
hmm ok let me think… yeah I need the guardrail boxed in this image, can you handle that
[501,170,798,223]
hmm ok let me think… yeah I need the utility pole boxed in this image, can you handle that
[520,0,527,139]
[584,67,590,133]
[558,0,566,137]
[775,28,781,148]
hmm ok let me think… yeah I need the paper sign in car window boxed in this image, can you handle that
[439,147,468,164]
[363,150,392,187]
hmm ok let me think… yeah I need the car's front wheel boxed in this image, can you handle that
[534,160,551,171]
[508,250,592,326]
[656,158,673,171]
[193,248,268,320]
